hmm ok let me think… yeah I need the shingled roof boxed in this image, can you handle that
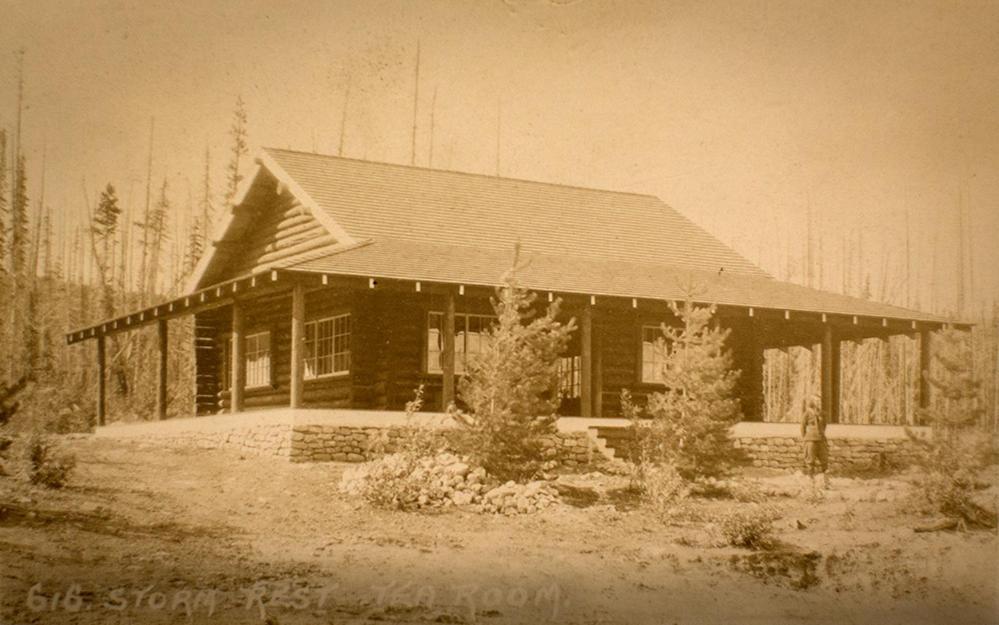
[250,148,948,326]
[264,148,769,278]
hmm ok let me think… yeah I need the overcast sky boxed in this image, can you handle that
[1,0,997,316]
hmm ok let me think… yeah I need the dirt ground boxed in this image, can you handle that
[1,437,996,625]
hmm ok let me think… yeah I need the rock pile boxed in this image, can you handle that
[340,451,562,514]
[476,480,560,515]
[339,451,489,510]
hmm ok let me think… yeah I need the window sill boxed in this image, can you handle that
[304,371,350,382]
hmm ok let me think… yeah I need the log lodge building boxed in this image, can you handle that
[66,149,962,430]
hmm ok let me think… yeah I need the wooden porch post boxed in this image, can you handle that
[580,305,593,418]
[442,292,456,410]
[96,334,106,426]
[918,329,932,412]
[821,325,841,423]
[592,327,603,418]
[290,282,306,409]
[231,301,245,413]
[156,319,168,420]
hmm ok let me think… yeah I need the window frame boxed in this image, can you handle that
[556,354,582,399]
[639,323,669,386]
[244,330,273,389]
[425,311,496,375]
[303,312,351,380]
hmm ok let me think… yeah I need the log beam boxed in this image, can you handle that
[442,292,456,410]
[918,329,932,413]
[96,335,106,426]
[821,325,842,423]
[156,319,168,420]
[290,282,306,408]
[581,306,593,418]
[231,302,245,413]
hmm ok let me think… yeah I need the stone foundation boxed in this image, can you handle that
[290,424,599,467]
[730,422,928,472]
[99,411,603,467]
[733,436,921,471]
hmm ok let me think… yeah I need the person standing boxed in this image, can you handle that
[800,395,829,488]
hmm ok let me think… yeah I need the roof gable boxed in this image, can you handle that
[189,163,350,289]
[264,148,769,278]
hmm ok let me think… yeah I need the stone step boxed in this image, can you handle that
[588,426,638,462]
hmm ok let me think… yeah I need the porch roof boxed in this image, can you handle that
[66,238,964,345]
[283,237,957,327]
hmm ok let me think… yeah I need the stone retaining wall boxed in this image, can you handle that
[290,425,600,467]
[147,423,294,458]
[734,436,920,471]
[142,420,602,467]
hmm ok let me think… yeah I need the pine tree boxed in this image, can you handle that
[10,154,30,278]
[454,248,576,481]
[917,328,984,437]
[91,183,121,317]
[642,298,743,479]
[222,96,248,209]
[146,179,170,295]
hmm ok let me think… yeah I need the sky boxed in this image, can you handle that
[1,0,997,317]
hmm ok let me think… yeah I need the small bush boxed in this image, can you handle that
[717,504,779,550]
[636,463,697,523]
[367,386,450,458]
[26,434,76,488]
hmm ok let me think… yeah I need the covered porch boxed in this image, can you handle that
[66,266,961,428]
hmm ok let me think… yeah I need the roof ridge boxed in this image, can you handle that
[262,146,661,200]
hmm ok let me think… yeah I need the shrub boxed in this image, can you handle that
[641,464,692,519]
[636,297,743,480]
[453,247,575,482]
[717,504,779,549]
[367,386,450,458]
[906,329,996,528]
[26,434,76,488]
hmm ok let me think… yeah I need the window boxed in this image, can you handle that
[245,331,272,388]
[427,312,495,374]
[304,314,351,379]
[556,355,581,399]
[641,325,667,384]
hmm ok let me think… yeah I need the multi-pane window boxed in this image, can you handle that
[556,355,581,399]
[304,314,351,379]
[245,331,272,388]
[427,312,495,374]
[641,325,667,384]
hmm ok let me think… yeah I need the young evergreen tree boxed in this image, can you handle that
[917,327,984,436]
[454,249,575,481]
[643,298,743,479]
